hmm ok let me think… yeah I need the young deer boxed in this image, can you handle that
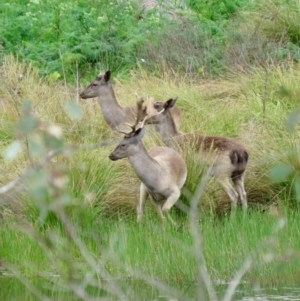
[108,97,187,225]
[146,98,249,214]
[80,70,181,131]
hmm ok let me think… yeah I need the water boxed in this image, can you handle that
[1,277,300,300]
[235,286,300,301]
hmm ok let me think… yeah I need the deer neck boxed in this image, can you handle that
[156,112,181,142]
[97,84,126,127]
[127,143,161,185]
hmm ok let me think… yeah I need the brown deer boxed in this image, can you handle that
[146,98,249,214]
[108,97,187,225]
[80,70,181,131]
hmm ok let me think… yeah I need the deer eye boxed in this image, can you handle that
[92,83,98,87]
[120,144,126,149]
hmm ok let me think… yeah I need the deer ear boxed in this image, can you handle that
[133,127,146,141]
[104,70,111,82]
[165,97,178,110]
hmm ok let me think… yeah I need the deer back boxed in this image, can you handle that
[146,98,249,177]
[147,146,187,192]
[174,133,248,176]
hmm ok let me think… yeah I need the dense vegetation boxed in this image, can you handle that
[1,0,300,300]
[1,0,300,81]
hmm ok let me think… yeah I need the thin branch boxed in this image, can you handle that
[2,262,54,301]
[262,68,271,125]
[221,257,252,301]
[187,163,218,301]
[55,208,127,301]
[0,140,117,197]
[222,218,286,301]
[100,248,192,301]
[0,177,21,195]
[0,69,34,165]
[69,284,100,301]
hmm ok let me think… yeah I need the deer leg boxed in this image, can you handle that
[232,173,248,215]
[165,212,177,227]
[149,198,165,223]
[137,183,149,222]
[161,189,180,226]
[215,176,239,216]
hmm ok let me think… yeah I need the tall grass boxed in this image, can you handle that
[1,56,300,300]
[1,211,300,300]
[1,56,300,215]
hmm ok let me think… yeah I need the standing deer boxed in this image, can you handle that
[146,98,249,214]
[79,70,181,131]
[108,97,187,225]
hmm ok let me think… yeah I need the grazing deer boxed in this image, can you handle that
[108,97,187,225]
[146,98,249,214]
[79,70,181,131]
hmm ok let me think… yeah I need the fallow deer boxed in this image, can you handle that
[146,98,249,214]
[108,97,187,225]
[79,70,181,131]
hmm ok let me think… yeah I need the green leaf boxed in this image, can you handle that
[44,125,64,149]
[269,164,294,183]
[43,132,64,149]
[21,100,32,114]
[64,102,82,120]
[28,136,45,158]
[48,71,61,83]
[285,109,300,133]
[293,175,300,203]
[17,115,39,134]
[61,53,86,65]
[59,194,72,206]
[27,170,49,202]
[5,140,22,161]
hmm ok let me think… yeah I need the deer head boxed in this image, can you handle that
[109,96,165,160]
[109,127,146,161]
[80,70,111,99]
[145,98,178,125]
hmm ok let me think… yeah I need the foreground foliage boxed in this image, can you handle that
[0,211,299,301]
[1,57,300,299]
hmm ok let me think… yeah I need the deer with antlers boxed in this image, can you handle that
[108,97,187,225]
[80,70,181,131]
[145,98,249,215]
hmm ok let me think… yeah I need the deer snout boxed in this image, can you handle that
[108,153,118,161]
[79,92,87,99]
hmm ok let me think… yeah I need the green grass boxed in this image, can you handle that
[1,209,300,300]
[1,57,300,299]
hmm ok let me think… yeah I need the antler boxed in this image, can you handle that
[116,95,164,137]
[139,96,165,128]
[115,94,147,137]
[134,93,147,129]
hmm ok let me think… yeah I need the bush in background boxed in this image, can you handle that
[1,0,300,82]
